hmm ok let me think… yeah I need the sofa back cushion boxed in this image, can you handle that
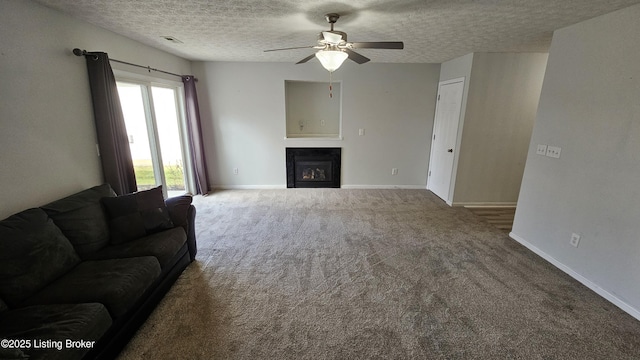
[41,183,116,257]
[0,208,80,307]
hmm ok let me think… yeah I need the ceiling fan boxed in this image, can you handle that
[264,13,404,72]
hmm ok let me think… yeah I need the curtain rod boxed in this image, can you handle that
[73,48,188,80]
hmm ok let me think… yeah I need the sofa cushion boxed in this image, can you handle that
[22,257,160,318]
[41,183,116,257]
[0,303,112,360]
[101,186,174,244]
[0,208,80,307]
[83,227,187,269]
[0,347,28,359]
[0,297,7,313]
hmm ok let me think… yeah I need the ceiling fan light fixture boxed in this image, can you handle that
[315,49,348,72]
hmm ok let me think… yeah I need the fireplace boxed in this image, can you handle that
[286,148,341,188]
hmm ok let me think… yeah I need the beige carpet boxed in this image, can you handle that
[117,189,640,359]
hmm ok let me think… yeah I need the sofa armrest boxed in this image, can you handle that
[165,195,197,261]
[185,205,197,261]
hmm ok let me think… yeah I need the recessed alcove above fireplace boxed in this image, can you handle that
[286,148,341,188]
[285,81,342,139]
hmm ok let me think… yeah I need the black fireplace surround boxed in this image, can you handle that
[286,148,341,188]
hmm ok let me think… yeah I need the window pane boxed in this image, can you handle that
[151,86,186,196]
[117,83,158,191]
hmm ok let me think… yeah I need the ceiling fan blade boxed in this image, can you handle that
[349,42,404,49]
[264,46,315,52]
[344,49,370,64]
[296,53,317,64]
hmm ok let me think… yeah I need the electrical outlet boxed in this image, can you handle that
[320,119,325,126]
[570,233,581,248]
[546,146,562,158]
[359,128,365,136]
[233,168,238,175]
[391,168,398,175]
[536,144,547,155]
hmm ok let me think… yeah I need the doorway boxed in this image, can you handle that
[116,80,193,198]
[427,78,465,204]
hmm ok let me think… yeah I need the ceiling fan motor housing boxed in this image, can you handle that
[318,31,347,44]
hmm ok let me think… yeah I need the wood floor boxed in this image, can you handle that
[465,207,516,232]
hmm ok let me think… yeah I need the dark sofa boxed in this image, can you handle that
[0,184,197,360]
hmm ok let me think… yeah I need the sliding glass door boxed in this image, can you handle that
[116,80,193,197]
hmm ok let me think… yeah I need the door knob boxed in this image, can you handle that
[447,149,453,153]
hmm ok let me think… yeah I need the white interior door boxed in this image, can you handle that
[427,78,465,203]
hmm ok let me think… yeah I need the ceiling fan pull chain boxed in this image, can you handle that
[329,71,333,98]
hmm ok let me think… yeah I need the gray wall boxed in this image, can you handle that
[436,52,548,206]
[512,4,640,317]
[193,61,440,188]
[0,0,192,219]
[453,53,548,205]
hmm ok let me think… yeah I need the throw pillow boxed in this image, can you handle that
[165,195,193,229]
[101,186,174,244]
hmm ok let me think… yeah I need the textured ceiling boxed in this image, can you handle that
[35,0,640,63]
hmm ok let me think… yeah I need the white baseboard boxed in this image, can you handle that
[454,201,517,207]
[212,184,287,190]
[341,185,428,190]
[213,185,429,190]
[509,232,640,321]
[213,185,431,190]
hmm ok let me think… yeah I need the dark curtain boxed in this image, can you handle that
[84,52,137,195]
[182,75,211,195]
